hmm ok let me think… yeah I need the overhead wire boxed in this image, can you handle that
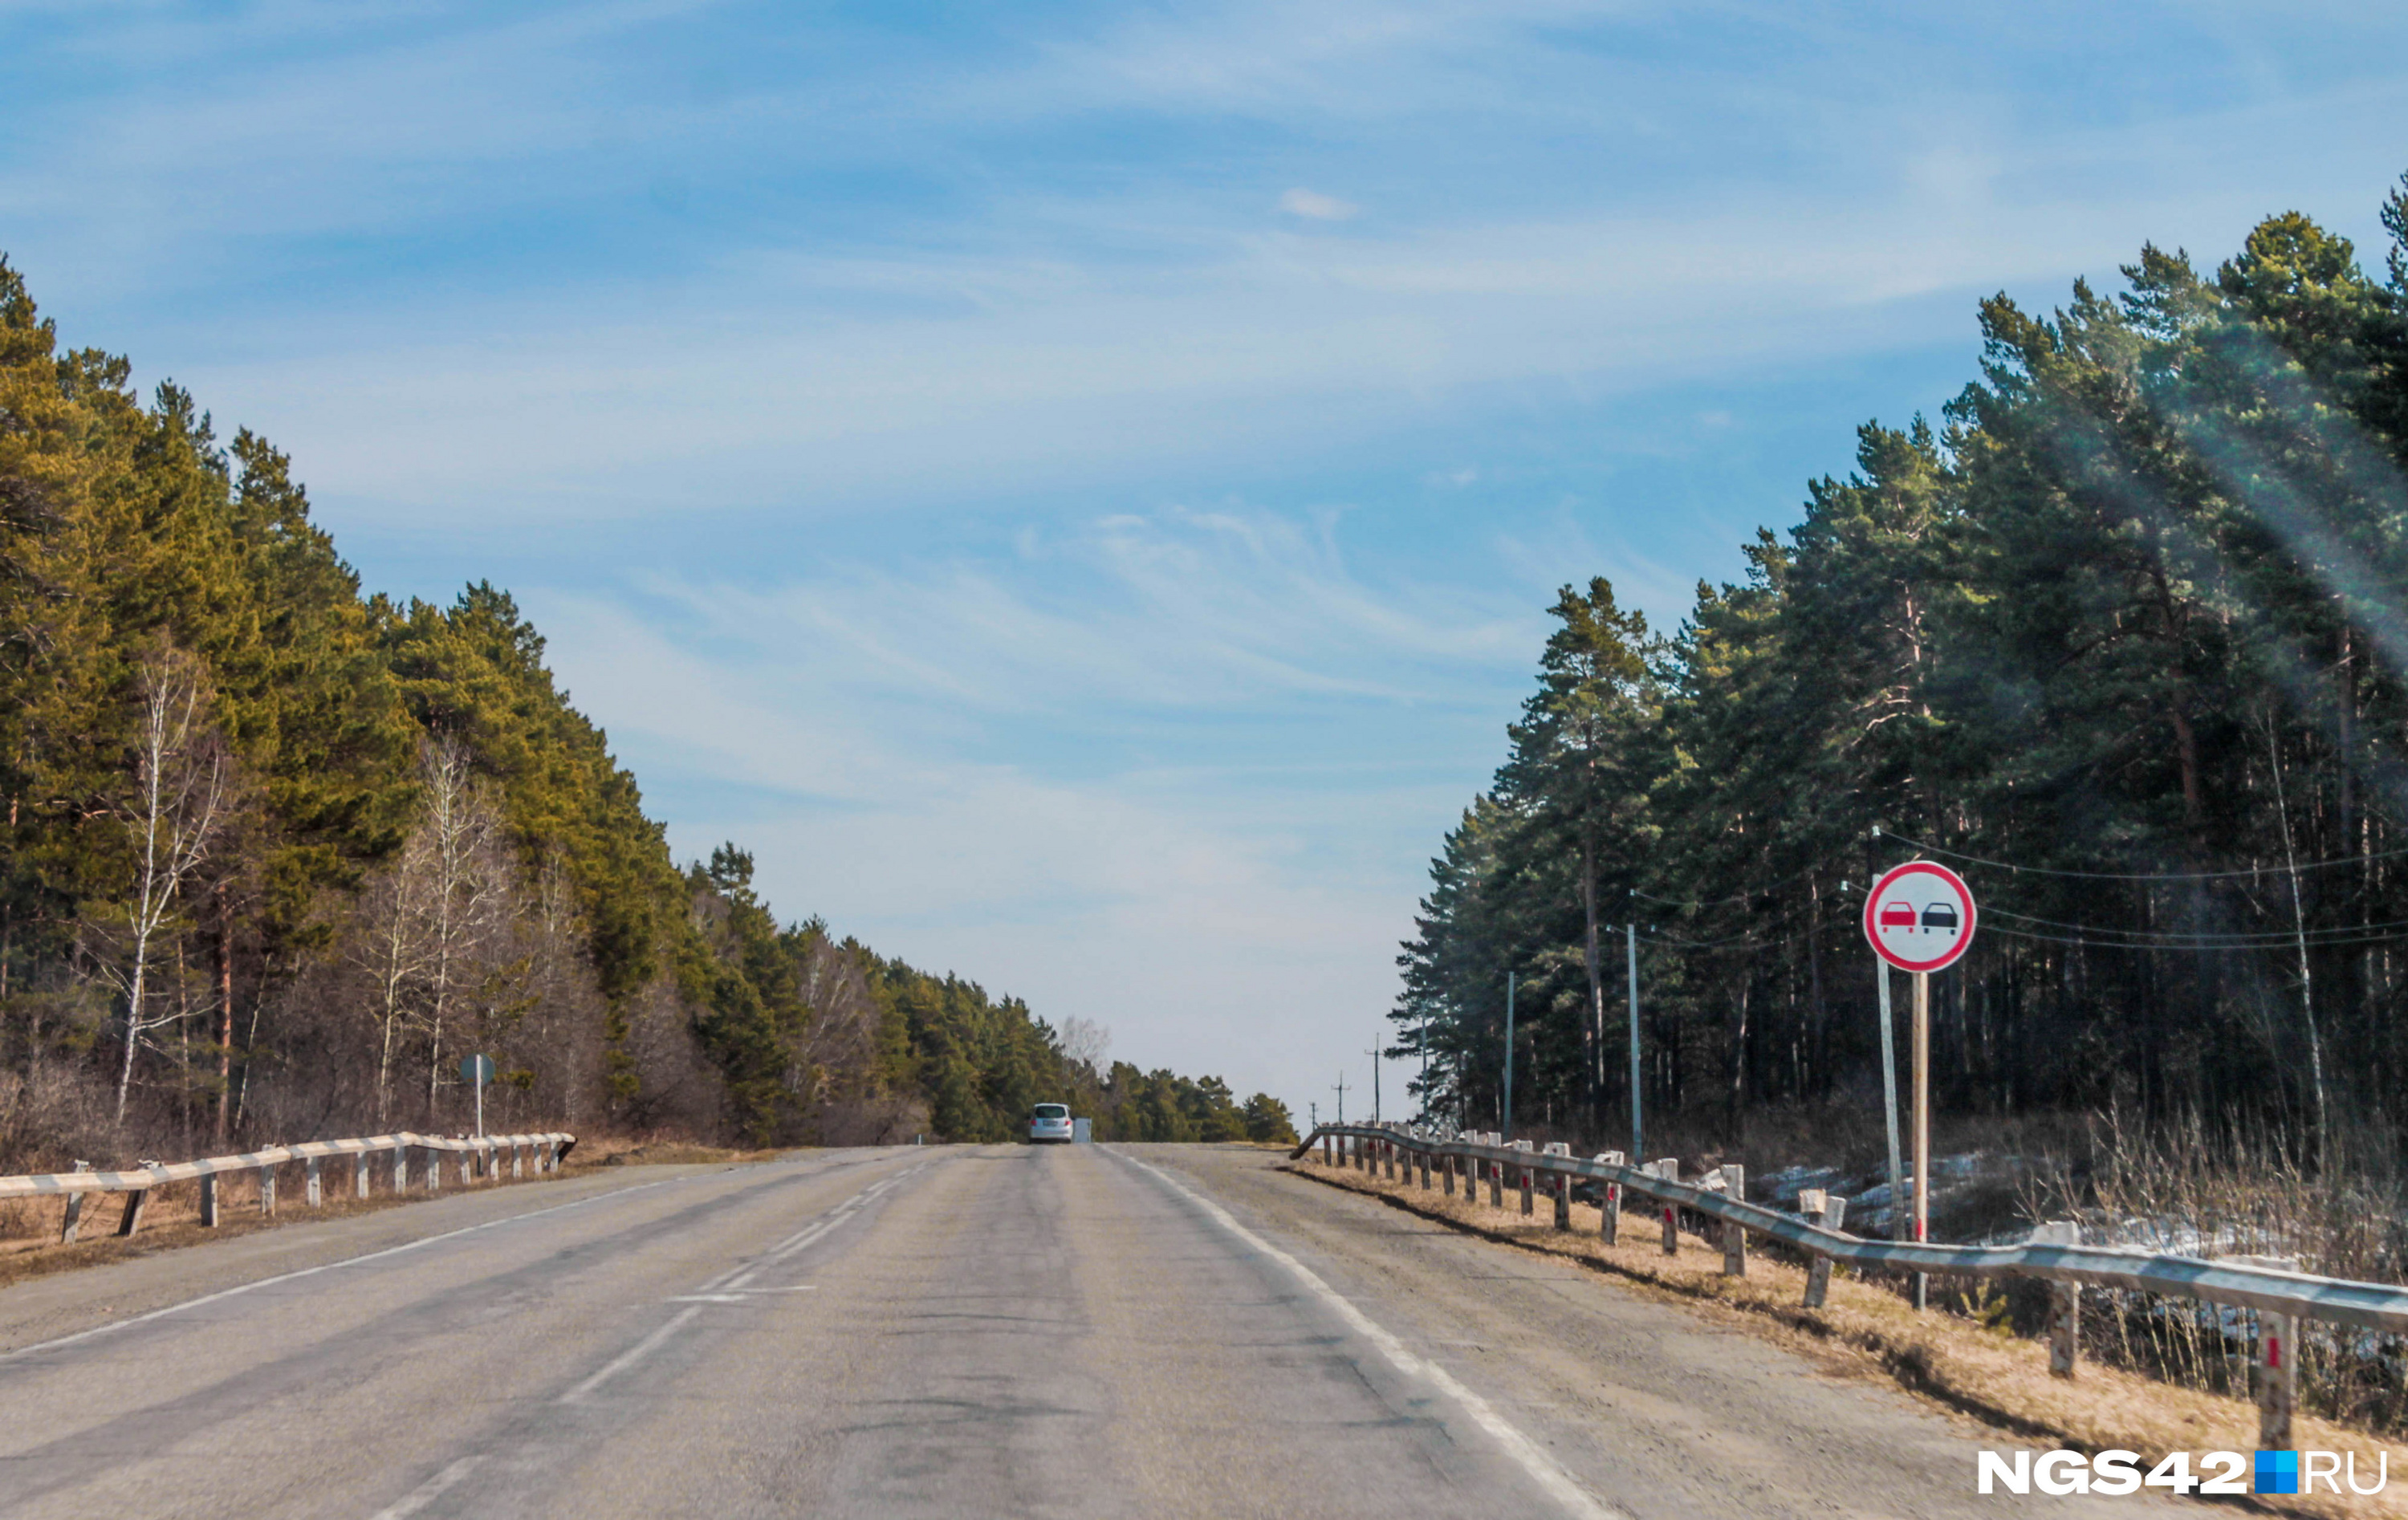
[1874,825,2408,882]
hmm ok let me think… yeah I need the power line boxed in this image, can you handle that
[1983,921,2408,953]
[1982,905,2408,946]
[1876,825,2408,883]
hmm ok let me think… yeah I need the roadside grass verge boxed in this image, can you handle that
[1284,1156,2408,1520]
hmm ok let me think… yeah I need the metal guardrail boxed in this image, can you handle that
[2,1130,577,1241]
[1295,1122,2396,1446]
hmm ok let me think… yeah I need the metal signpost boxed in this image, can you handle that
[1862,859,1976,1310]
[461,1053,497,1139]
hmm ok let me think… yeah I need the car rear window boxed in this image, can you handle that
[1033,1104,1068,1120]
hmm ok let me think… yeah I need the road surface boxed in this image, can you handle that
[0,1143,2147,1518]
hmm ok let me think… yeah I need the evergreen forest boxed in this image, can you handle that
[1397,179,2408,1167]
[0,258,1295,1171]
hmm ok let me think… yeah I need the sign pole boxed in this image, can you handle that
[1877,964,1904,1242]
[1912,969,1930,1311]
[1861,855,1974,1317]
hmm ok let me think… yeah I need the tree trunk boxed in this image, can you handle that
[214,896,234,1145]
[1580,838,1605,1134]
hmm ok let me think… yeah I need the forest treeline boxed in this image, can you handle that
[0,258,1294,1171]
[1398,178,2408,1161]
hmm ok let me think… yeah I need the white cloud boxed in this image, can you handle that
[520,504,1536,1106]
[1280,187,1361,221]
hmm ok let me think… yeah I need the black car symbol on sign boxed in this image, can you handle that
[1921,902,1959,934]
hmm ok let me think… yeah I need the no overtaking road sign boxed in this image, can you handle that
[1862,860,1976,973]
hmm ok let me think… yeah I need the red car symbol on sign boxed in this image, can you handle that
[1878,902,1916,930]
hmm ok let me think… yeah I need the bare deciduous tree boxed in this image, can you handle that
[92,648,231,1125]
[343,738,519,1128]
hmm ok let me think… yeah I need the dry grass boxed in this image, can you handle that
[1287,1152,2408,1519]
[2022,1109,2408,1433]
[563,1136,779,1169]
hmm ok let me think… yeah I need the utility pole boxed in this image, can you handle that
[1333,1072,1347,1127]
[1366,1040,1382,1124]
[1502,971,1516,1143]
[1626,921,1642,1163]
[1309,1101,1318,1129]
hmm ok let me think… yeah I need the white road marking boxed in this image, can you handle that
[558,1305,703,1404]
[0,1151,901,1365]
[0,1176,684,1364]
[366,1455,484,1519]
[560,1161,926,1401]
[1116,1152,1628,1520]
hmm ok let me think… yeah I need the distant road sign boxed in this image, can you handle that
[461,1053,497,1086]
[1863,860,1976,973]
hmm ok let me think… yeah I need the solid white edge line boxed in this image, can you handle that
[0,1149,905,1365]
[1113,1151,1628,1520]
[0,1175,685,1364]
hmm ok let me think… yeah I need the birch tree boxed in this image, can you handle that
[95,648,230,1124]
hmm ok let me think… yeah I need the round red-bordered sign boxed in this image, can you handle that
[1863,860,1976,973]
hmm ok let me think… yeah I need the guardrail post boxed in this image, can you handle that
[513,1142,525,1180]
[458,1150,474,1188]
[258,1163,276,1216]
[303,1157,320,1208]
[1516,1144,1535,1217]
[356,1152,372,1198]
[426,1147,441,1193]
[116,1188,149,1237]
[57,1162,92,1242]
[1654,1160,1679,1254]
[1800,1192,1848,1307]
[1719,1164,1747,1276]
[1441,1151,1456,1197]
[200,1173,220,1228]
[2260,1310,2296,1449]
[2029,1222,2081,1376]
[1417,1147,1430,1190]
[1488,1156,1504,1208]
[1597,1153,1623,1244]
[393,1146,409,1192]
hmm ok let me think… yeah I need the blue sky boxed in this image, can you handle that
[6,1,2407,1122]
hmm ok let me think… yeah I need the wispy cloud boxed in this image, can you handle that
[523,502,1531,1093]
[1280,188,1361,221]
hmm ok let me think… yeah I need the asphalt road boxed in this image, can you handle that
[0,1143,2154,1518]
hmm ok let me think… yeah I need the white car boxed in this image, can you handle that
[1028,1103,1074,1144]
